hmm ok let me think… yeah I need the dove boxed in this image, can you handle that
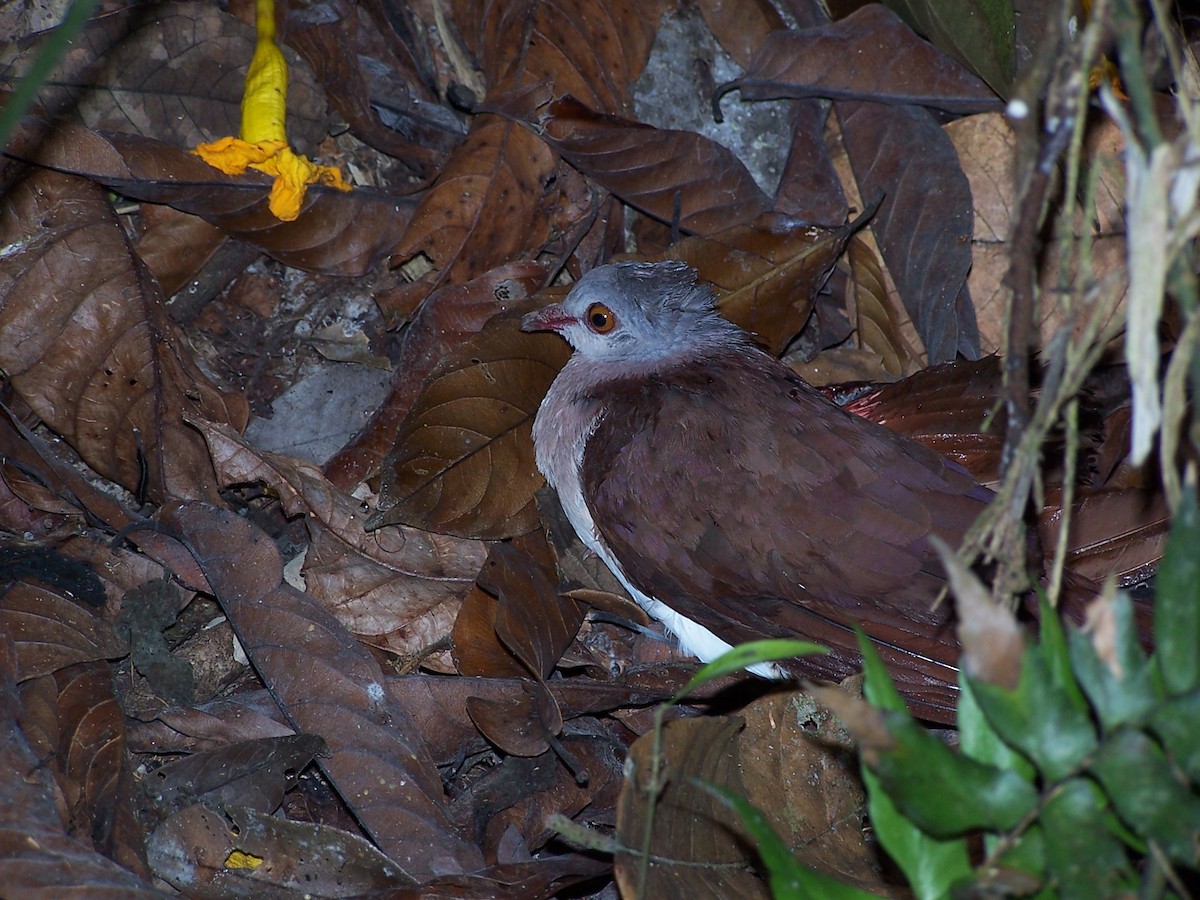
[521,261,993,720]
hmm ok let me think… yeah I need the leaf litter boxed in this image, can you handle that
[0,0,1184,896]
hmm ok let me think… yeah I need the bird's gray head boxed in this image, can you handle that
[520,261,745,362]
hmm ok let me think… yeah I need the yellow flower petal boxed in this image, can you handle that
[191,0,351,221]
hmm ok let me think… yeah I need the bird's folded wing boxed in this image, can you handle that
[580,351,993,717]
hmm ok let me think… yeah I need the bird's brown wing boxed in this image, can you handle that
[581,349,993,719]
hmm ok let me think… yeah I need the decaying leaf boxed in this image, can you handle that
[0,169,246,503]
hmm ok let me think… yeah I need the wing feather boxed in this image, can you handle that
[580,349,993,717]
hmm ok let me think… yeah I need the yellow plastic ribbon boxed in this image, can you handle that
[194,0,350,221]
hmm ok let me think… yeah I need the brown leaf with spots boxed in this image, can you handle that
[0,169,245,503]
[387,116,558,309]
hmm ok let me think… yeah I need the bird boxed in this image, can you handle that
[521,260,995,721]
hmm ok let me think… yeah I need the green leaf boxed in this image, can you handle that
[1041,779,1136,899]
[870,708,1038,838]
[854,633,974,895]
[1149,692,1200,782]
[1090,729,1200,865]
[704,784,878,900]
[1067,592,1156,731]
[957,668,1035,780]
[882,0,1016,97]
[857,628,908,714]
[1037,592,1090,714]
[991,822,1047,890]
[969,642,1097,783]
[670,639,827,705]
[1155,483,1200,696]
[858,633,1037,839]
[863,765,972,900]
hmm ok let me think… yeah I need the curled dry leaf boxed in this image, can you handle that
[458,535,582,757]
[0,169,246,503]
[0,645,161,896]
[0,407,211,593]
[369,305,571,540]
[932,537,1025,690]
[48,661,139,864]
[157,501,483,877]
[191,416,485,659]
[848,233,917,377]
[12,121,412,276]
[720,4,1001,114]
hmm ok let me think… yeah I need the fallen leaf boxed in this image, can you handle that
[0,169,246,503]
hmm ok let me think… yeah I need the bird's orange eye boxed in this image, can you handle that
[586,303,616,333]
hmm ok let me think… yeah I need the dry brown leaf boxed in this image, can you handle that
[147,802,413,895]
[665,212,853,355]
[616,715,768,899]
[838,100,979,363]
[0,169,246,503]
[326,261,548,487]
[462,0,664,111]
[50,661,141,865]
[389,116,558,308]
[697,0,784,68]
[848,234,917,377]
[530,95,772,236]
[135,205,229,299]
[191,416,485,659]
[950,113,1128,354]
[0,635,160,896]
[369,304,571,540]
[157,500,483,877]
[721,5,1000,114]
[1,583,127,682]
[737,689,888,891]
[0,0,330,151]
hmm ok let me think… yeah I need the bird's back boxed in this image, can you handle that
[580,345,993,717]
